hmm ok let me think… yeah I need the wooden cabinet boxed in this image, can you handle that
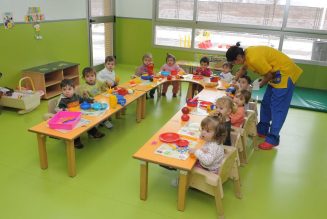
[22,61,80,99]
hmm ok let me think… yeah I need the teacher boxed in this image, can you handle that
[226,43,302,150]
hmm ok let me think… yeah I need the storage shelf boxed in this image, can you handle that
[45,79,62,87]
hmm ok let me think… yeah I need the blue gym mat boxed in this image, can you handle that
[252,87,327,113]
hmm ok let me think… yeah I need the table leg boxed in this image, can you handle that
[186,82,193,99]
[65,140,76,177]
[140,161,148,200]
[141,94,146,119]
[177,170,188,211]
[136,95,142,123]
[37,134,48,169]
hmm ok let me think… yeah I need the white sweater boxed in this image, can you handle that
[97,68,116,85]
[194,142,224,172]
[219,72,234,83]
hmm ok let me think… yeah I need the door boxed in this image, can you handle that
[88,0,115,67]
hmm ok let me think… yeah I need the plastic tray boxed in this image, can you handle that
[48,111,81,130]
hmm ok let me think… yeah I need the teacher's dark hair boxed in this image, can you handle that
[226,42,244,62]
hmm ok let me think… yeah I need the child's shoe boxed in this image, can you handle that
[89,130,105,139]
[161,92,166,96]
[103,120,113,129]
[74,138,84,149]
[149,94,154,98]
[172,93,177,98]
[258,141,277,150]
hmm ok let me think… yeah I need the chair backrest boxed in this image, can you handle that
[48,98,59,114]
[248,101,258,116]
[219,146,237,183]
[244,110,257,136]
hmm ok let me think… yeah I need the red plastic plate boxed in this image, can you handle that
[159,132,180,143]
[176,139,189,147]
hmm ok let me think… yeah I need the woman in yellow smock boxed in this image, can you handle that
[226,43,302,150]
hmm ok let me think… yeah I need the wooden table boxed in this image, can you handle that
[133,111,206,211]
[28,90,146,177]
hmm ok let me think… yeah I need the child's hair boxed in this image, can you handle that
[82,67,96,78]
[60,79,75,88]
[222,61,233,69]
[226,42,244,62]
[166,53,176,63]
[239,90,252,104]
[142,53,153,62]
[240,75,252,84]
[105,55,116,64]
[216,96,237,113]
[200,56,210,65]
[201,112,227,144]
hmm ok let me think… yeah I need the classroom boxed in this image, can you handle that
[0,0,326,219]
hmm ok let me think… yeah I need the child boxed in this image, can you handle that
[56,79,105,149]
[189,113,226,173]
[238,75,252,91]
[192,56,212,96]
[240,89,252,111]
[160,53,182,97]
[79,67,113,129]
[134,53,156,98]
[97,56,119,88]
[219,62,234,83]
[215,96,236,146]
[230,91,246,127]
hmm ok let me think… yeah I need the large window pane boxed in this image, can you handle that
[197,0,286,27]
[155,26,192,48]
[158,0,194,20]
[282,36,327,61]
[287,0,327,30]
[91,23,105,66]
[194,29,280,51]
[90,0,113,17]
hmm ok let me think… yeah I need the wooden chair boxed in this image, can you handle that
[43,97,59,120]
[188,146,242,219]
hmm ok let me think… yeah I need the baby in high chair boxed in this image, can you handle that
[189,113,227,173]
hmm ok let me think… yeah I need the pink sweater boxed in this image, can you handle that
[231,106,245,127]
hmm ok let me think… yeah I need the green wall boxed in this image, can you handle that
[0,20,89,88]
[115,17,327,90]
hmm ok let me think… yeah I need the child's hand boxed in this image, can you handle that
[115,76,120,84]
[82,91,89,98]
[201,148,209,153]
[131,75,136,79]
[107,81,114,87]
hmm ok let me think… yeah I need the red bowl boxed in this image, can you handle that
[210,76,220,82]
[176,139,189,147]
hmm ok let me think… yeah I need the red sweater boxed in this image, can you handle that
[231,106,245,127]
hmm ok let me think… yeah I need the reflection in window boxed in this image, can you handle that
[155,26,192,48]
[158,0,194,20]
[194,29,280,52]
[92,23,105,66]
[197,0,286,27]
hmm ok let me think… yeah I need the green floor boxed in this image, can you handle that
[1,64,326,219]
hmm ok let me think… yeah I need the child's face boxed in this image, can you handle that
[167,57,175,66]
[238,78,250,90]
[62,85,74,98]
[222,65,231,74]
[216,102,232,117]
[143,57,152,65]
[85,72,96,85]
[200,126,215,142]
[105,61,115,71]
[200,62,209,70]
[233,94,245,106]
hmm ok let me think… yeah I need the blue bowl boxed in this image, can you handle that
[117,98,126,106]
[91,102,108,111]
[80,101,91,110]
[141,75,152,80]
[161,71,170,77]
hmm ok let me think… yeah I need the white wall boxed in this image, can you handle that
[0,0,87,22]
[116,0,152,19]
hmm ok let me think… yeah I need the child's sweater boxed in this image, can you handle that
[220,72,234,83]
[56,94,83,111]
[79,81,107,98]
[194,141,225,173]
[231,106,245,127]
[135,64,153,77]
[97,68,116,85]
[194,67,212,77]
[160,64,180,72]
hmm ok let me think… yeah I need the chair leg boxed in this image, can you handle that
[213,186,225,219]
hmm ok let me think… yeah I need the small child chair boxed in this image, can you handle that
[43,97,59,121]
[188,146,242,219]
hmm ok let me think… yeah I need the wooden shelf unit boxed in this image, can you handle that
[22,61,80,99]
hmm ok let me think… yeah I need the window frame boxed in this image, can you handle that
[152,0,327,66]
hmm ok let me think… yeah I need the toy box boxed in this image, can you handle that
[48,111,81,130]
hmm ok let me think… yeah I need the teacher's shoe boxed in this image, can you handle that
[258,142,277,150]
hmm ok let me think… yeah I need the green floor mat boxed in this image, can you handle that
[252,87,327,112]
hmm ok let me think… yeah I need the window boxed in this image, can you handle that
[154,0,327,64]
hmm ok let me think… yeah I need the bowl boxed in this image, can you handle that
[80,101,91,110]
[176,139,189,147]
[210,76,220,82]
[141,74,152,80]
[161,71,170,77]
[193,75,203,80]
[91,102,108,110]
[187,98,198,107]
